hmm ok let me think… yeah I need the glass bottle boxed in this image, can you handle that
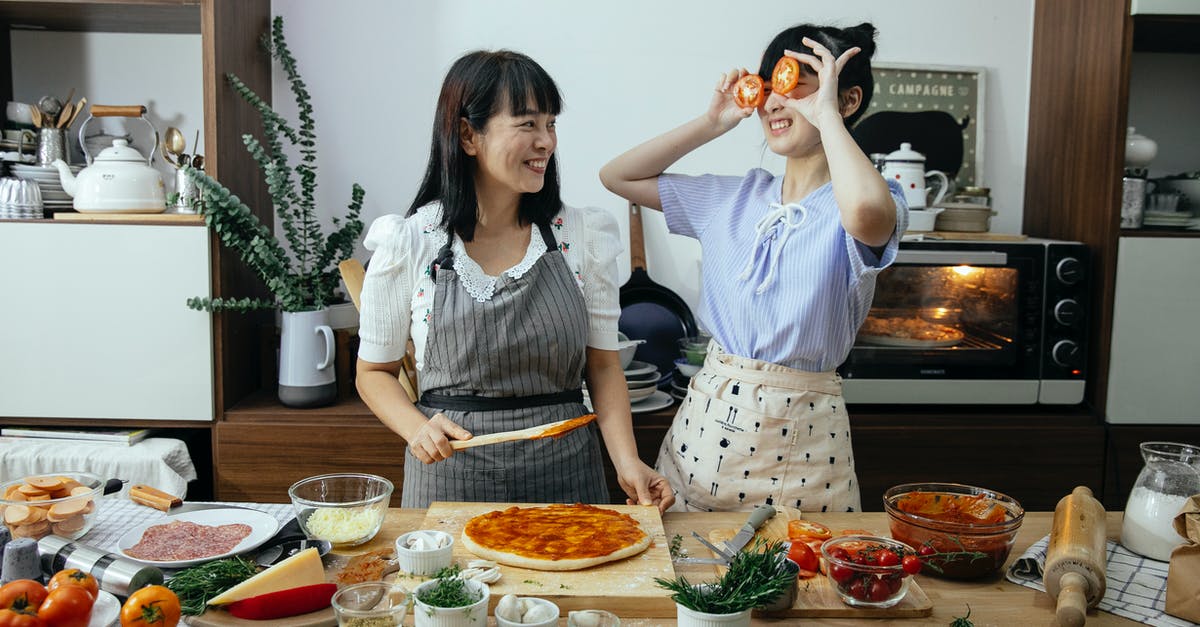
[1120,441,1200,561]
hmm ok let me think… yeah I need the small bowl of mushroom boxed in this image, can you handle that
[394,529,454,576]
[495,594,560,627]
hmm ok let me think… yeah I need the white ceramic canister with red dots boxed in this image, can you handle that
[881,142,948,209]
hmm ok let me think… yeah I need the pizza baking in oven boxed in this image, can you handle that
[858,316,965,347]
[461,503,651,571]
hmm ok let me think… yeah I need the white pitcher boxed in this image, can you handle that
[881,142,949,209]
[278,308,337,408]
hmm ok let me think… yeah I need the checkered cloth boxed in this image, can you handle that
[79,497,296,554]
[1006,534,1197,626]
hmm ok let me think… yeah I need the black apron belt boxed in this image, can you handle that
[419,389,583,412]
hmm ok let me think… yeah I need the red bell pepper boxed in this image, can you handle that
[225,584,337,620]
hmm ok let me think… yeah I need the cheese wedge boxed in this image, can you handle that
[207,547,325,605]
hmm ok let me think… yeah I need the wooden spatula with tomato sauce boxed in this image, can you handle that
[449,414,597,451]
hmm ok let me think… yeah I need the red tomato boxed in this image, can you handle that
[0,581,47,614]
[732,74,765,109]
[47,571,97,601]
[119,586,180,627]
[847,576,868,600]
[829,562,855,585]
[37,586,93,627]
[787,519,832,541]
[0,609,46,627]
[786,541,820,572]
[771,56,801,94]
[868,578,893,602]
[917,544,937,557]
[902,554,922,575]
[876,549,900,567]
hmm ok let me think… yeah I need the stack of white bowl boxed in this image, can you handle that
[11,163,79,216]
[0,177,43,219]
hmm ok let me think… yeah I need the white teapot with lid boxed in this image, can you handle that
[881,142,949,209]
[51,104,165,213]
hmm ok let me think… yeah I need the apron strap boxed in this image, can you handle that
[430,220,556,282]
[420,389,583,411]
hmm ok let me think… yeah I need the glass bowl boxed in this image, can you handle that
[820,535,916,608]
[289,473,393,547]
[676,336,710,366]
[332,581,409,627]
[0,471,103,540]
[883,482,1024,580]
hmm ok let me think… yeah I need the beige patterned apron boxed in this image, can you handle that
[655,342,861,513]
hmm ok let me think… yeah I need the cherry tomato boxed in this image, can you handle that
[918,544,937,557]
[847,576,868,600]
[0,581,47,614]
[732,74,765,109]
[868,578,894,602]
[47,570,97,601]
[827,545,851,562]
[37,586,93,627]
[886,573,905,594]
[788,519,832,541]
[120,586,180,627]
[771,56,801,94]
[829,562,855,584]
[786,541,820,572]
[0,609,46,627]
[876,549,900,567]
[902,554,923,575]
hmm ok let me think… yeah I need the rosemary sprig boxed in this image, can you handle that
[918,537,989,574]
[668,533,686,559]
[950,604,975,626]
[655,538,793,613]
[165,556,260,615]
[417,565,482,609]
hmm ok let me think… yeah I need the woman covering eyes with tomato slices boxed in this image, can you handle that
[600,23,907,514]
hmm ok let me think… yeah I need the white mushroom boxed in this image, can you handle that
[495,594,523,621]
[522,600,558,623]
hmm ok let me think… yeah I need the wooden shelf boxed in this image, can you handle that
[1132,14,1200,53]
[1120,228,1200,237]
[0,1,201,34]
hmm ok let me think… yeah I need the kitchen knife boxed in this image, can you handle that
[722,505,777,555]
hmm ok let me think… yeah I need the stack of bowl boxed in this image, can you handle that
[0,177,42,219]
[11,163,79,216]
[670,335,709,401]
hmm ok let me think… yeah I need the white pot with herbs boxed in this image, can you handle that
[184,16,364,409]
[657,539,797,627]
[412,569,490,627]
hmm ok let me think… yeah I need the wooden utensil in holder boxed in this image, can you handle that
[1045,486,1107,627]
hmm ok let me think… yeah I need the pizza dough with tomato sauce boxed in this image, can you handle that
[461,503,651,571]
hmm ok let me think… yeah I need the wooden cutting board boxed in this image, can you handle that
[189,608,333,627]
[398,501,676,617]
[54,212,204,224]
[706,506,933,618]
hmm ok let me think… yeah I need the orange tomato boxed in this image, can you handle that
[46,571,97,601]
[36,586,93,627]
[786,540,820,572]
[119,586,180,627]
[733,74,766,109]
[0,581,47,615]
[771,56,801,94]
[787,519,832,541]
[0,609,46,627]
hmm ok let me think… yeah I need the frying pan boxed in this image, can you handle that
[618,203,698,378]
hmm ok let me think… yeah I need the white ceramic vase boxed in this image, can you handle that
[278,308,337,408]
[413,579,490,627]
[675,604,752,627]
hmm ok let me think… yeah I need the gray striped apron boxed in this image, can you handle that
[401,221,608,508]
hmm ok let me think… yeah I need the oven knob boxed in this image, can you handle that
[1052,339,1082,368]
[1056,257,1083,285]
[1054,299,1081,326]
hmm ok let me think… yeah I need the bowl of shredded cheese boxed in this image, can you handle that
[288,473,393,547]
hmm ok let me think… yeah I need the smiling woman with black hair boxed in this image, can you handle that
[356,49,672,511]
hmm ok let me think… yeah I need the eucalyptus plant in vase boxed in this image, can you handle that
[185,16,364,408]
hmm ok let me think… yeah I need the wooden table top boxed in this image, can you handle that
[345,509,1143,626]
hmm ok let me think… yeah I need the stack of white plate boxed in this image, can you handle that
[11,163,80,215]
[1143,211,1198,229]
[580,360,675,414]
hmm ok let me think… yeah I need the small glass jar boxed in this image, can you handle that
[952,186,991,206]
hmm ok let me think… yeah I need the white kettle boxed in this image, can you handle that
[51,105,165,214]
[881,142,949,209]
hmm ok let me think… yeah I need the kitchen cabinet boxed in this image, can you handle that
[0,0,272,499]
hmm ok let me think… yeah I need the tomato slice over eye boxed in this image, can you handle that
[772,57,801,94]
[733,74,765,109]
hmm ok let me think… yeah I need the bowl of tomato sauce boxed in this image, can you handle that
[883,482,1024,580]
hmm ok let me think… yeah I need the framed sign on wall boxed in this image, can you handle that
[852,64,986,190]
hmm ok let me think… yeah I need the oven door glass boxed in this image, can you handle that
[841,260,1039,379]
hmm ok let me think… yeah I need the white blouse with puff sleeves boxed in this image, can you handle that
[357,202,623,370]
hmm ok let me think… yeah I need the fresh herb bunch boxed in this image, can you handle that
[417,565,482,609]
[950,604,975,626]
[655,538,794,613]
[165,556,259,615]
[668,533,686,559]
[185,15,364,313]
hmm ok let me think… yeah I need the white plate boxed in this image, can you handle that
[628,385,657,401]
[89,591,119,627]
[631,390,674,414]
[117,507,281,568]
[623,360,657,377]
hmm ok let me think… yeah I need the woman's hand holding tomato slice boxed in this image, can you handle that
[779,37,861,131]
[706,68,759,132]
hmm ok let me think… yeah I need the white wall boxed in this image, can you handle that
[1128,52,1200,178]
[11,2,1035,317]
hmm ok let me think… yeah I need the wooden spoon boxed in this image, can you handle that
[66,98,86,128]
[56,102,73,128]
[30,107,41,129]
[449,414,597,451]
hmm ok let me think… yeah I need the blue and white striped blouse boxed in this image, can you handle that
[658,168,907,372]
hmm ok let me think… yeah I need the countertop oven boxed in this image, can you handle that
[840,238,1088,404]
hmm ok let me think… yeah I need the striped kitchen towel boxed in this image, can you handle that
[1007,535,1196,626]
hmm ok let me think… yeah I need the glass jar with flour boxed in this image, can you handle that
[1120,441,1200,561]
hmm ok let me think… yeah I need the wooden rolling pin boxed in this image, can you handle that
[1045,486,1108,627]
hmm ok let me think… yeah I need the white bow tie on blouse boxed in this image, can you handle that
[739,201,809,294]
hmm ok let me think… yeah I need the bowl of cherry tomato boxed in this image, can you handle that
[883,482,1024,580]
[820,535,920,608]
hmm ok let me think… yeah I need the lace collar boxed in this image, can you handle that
[450,227,548,302]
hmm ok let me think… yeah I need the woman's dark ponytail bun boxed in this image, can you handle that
[845,22,878,58]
